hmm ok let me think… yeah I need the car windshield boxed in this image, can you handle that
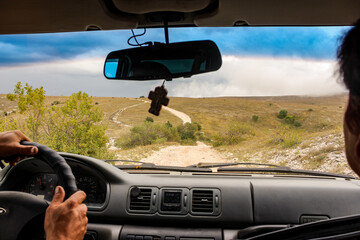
[0,27,354,176]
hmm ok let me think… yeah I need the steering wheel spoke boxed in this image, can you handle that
[0,192,48,239]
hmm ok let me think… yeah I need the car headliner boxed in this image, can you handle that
[0,0,359,35]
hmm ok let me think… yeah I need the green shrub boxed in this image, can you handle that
[177,123,199,141]
[117,122,180,149]
[145,117,154,122]
[308,108,313,112]
[165,121,173,128]
[252,115,259,122]
[193,122,202,131]
[212,122,255,147]
[117,122,202,148]
[294,121,302,127]
[45,92,113,159]
[284,115,295,124]
[197,132,211,143]
[51,100,60,105]
[277,110,288,119]
[6,82,114,159]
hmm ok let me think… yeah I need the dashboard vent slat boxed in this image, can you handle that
[129,188,152,211]
[192,190,214,213]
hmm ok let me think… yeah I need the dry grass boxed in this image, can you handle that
[0,93,350,173]
[110,142,178,162]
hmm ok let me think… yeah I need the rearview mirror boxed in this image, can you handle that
[104,40,222,81]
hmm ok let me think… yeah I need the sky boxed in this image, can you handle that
[0,27,351,97]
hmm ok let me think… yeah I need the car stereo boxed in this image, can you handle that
[159,188,190,214]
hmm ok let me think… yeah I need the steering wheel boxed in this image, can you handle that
[0,141,78,240]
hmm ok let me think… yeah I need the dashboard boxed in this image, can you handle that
[24,171,106,204]
[0,155,108,210]
[1,153,360,240]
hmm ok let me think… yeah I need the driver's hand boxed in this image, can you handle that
[0,130,38,166]
[45,186,88,240]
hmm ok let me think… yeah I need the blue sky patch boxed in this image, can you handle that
[0,26,350,67]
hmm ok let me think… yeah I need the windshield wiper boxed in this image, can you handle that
[187,162,281,168]
[114,162,212,172]
[217,166,355,179]
[188,162,355,179]
[104,159,147,164]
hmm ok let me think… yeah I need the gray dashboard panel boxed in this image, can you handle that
[89,174,254,227]
[251,178,360,224]
[2,153,360,233]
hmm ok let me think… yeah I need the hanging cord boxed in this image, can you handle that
[127,28,148,47]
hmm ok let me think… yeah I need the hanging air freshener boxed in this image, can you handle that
[148,81,169,116]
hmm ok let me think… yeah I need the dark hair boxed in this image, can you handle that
[338,19,360,134]
[338,19,360,96]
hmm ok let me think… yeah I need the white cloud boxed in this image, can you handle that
[0,58,159,97]
[169,56,346,97]
[0,56,346,97]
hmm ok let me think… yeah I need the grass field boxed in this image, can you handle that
[0,93,352,174]
[166,95,349,173]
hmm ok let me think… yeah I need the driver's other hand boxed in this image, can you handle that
[0,130,38,166]
[45,186,88,240]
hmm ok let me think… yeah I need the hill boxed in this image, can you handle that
[0,94,354,176]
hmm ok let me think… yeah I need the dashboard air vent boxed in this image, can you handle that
[192,190,214,213]
[129,187,152,211]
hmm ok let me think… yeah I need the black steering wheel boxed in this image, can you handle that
[0,141,78,240]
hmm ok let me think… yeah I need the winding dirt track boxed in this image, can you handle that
[109,99,227,165]
[110,99,192,126]
[163,106,191,124]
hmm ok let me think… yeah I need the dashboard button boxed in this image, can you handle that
[165,237,176,240]
[144,236,153,240]
[126,235,135,240]
[136,236,144,240]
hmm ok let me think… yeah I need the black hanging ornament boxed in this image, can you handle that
[148,81,169,116]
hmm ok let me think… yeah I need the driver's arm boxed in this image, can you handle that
[0,130,88,240]
[0,130,38,165]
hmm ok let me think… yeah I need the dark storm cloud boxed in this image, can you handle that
[0,30,134,65]
[0,27,350,67]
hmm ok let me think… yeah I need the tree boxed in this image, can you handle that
[6,82,113,159]
[45,92,111,158]
[7,82,46,141]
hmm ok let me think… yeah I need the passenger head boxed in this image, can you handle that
[337,19,360,175]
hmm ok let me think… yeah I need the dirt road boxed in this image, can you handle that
[163,106,191,124]
[108,99,193,152]
[141,141,227,166]
[110,99,191,126]
[108,100,222,167]
[110,101,146,127]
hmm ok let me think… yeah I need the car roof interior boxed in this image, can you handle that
[0,0,360,35]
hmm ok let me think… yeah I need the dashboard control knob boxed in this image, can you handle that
[131,187,141,197]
